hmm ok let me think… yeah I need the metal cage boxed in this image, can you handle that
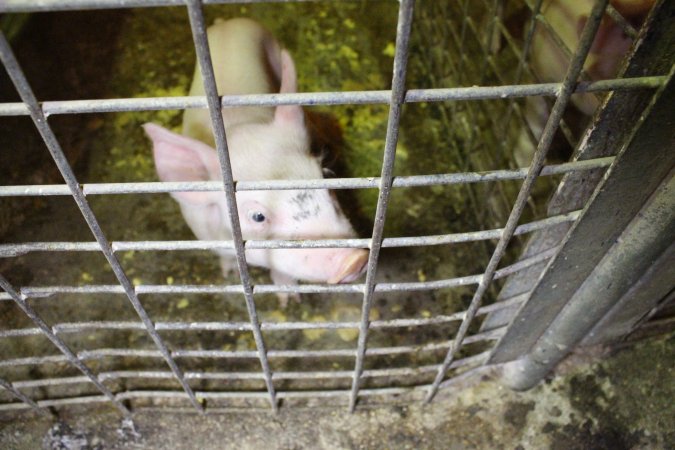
[0,0,672,417]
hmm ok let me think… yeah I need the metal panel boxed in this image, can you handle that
[481,0,675,332]
[581,241,675,346]
[425,0,613,403]
[491,64,675,366]
[500,165,674,390]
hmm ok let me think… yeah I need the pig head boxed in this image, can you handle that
[143,18,368,289]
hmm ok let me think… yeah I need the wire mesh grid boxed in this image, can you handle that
[0,0,665,414]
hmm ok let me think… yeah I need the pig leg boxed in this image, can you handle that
[219,256,238,278]
[270,270,301,308]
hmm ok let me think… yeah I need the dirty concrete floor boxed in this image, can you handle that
[1,3,673,449]
[1,334,673,449]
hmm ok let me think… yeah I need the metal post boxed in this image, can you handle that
[494,69,675,389]
[347,0,415,413]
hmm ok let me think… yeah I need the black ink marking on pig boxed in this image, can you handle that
[291,191,322,222]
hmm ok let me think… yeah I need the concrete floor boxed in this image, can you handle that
[1,333,672,449]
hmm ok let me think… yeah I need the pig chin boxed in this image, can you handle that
[269,248,369,284]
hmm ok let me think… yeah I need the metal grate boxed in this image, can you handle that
[0,0,669,415]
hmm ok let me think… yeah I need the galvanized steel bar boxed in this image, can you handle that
[582,241,675,347]
[0,395,109,412]
[0,376,49,415]
[184,0,277,411]
[605,4,639,39]
[424,0,612,403]
[7,352,488,391]
[0,31,202,413]
[492,64,675,369]
[0,0,322,13]
[0,246,556,302]
[502,154,674,390]
[480,0,674,335]
[349,0,415,413]
[0,293,526,339]
[0,209,581,257]
[0,382,441,413]
[0,326,502,367]
[13,377,91,388]
[0,274,131,416]
[0,156,616,198]
[498,0,544,147]
[0,77,663,117]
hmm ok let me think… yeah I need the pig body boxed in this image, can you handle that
[515,0,653,166]
[144,19,368,299]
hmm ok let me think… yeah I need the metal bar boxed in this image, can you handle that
[13,377,91,388]
[0,274,131,416]
[524,0,597,88]
[502,161,674,390]
[184,0,276,412]
[0,156,616,198]
[605,4,639,39]
[455,0,472,87]
[0,209,581,257]
[8,352,488,389]
[0,247,556,302]
[0,293,526,339]
[0,326,503,368]
[481,0,675,333]
[0,376,50,415]
[0,31,202,412]
[425,0,612,404]
[491,64,675,367]
[0,0,327,13]
[0,395,109,412]
[349,0,414,413]
[431,1,520,264]
[0,380,485,413]
[461,12,552,218]
[582,242,675,346]
[498,0,544,150]
[0,77,663,117]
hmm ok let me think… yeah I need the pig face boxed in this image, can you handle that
[144,20,367,286]
[143,117,368,285]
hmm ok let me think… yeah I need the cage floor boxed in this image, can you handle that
[1,334,673,449]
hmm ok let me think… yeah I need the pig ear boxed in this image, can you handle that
[274,49,305,126]
[143,123,221,205]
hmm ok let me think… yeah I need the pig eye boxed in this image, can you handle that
[250,211,266,223]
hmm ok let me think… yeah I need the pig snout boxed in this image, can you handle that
[269,247,369,284]
[328,249,369,284]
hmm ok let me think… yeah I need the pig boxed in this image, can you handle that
[514,0,654,166]
[143,18,368,305]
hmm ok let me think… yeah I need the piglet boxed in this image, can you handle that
[143,18,368,305]
[515,0,654,166]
